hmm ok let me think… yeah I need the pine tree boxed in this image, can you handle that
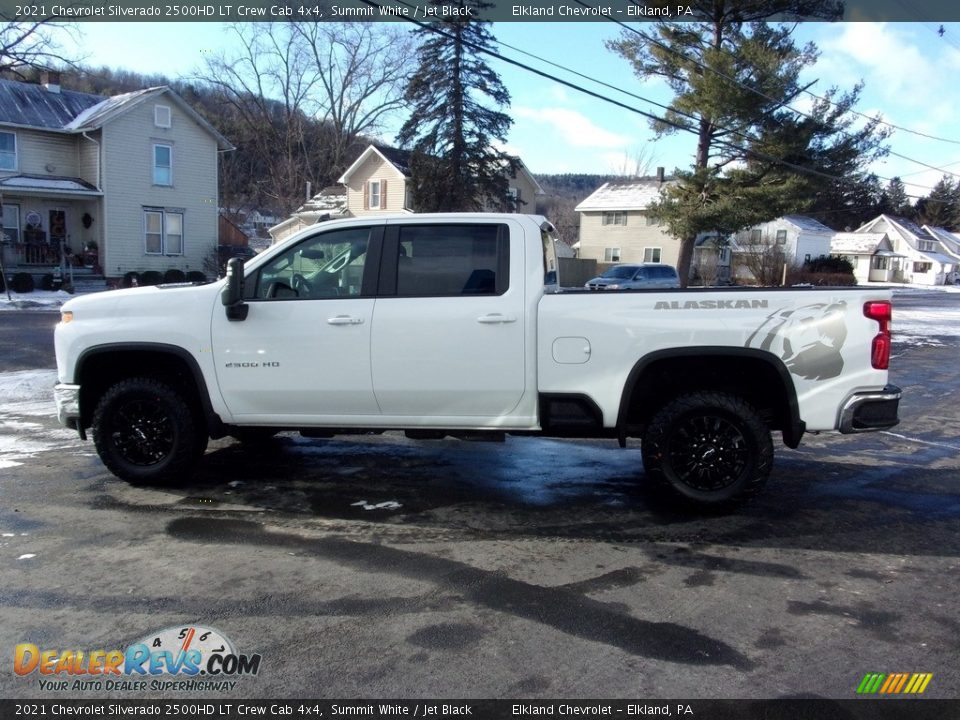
[879,177,912,219]
[915,175,960,230]
[607,1,889,285]
[396,0,517,212]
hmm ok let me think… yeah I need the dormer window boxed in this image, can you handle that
[154,105,171,128]
[0,131,16,171]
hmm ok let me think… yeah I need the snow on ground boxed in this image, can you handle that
[0,290,74,311]
[0,369,80,469]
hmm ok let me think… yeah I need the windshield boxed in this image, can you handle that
[602,266,638,279]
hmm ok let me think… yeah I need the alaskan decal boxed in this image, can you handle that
[654,299,770,310]
[746,301,848,380]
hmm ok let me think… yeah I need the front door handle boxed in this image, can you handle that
[477,313,517,324]
[327,315,364,326]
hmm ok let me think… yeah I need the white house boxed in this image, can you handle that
[848,215,955,285]
[829,232,903,284]
[730,215,835,279]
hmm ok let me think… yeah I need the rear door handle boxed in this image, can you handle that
[327,315,364,326]
[477,313,517,324]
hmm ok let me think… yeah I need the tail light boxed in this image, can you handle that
[864,301,892,370]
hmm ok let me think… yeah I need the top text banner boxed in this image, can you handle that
[2,0,958,22]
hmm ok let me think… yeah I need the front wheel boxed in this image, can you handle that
[92,377,207,484]
[641,392,773,508]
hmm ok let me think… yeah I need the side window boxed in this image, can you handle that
[395,224,507,297]
[254,227,371,300]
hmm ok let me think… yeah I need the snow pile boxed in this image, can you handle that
[0,290,73,311]
[0,370,79,470]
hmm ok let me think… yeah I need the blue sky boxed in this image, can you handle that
[64,21,960,200]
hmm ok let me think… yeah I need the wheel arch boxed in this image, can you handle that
[75,343,225,438]
[617,347,804,448]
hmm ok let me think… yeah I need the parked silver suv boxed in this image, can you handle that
[585,263,680,290]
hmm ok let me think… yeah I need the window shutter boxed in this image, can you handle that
[363,182,369,210]
[381,179,387,209]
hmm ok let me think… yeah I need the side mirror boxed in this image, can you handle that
[221,257,249,321]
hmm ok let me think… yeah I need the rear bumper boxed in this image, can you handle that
[838,384,901,433]
[54,383,81,431]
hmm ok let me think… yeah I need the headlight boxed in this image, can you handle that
[60,310,74,324]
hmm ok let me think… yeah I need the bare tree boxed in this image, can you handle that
[1,17,81,77]
[734,239,791,286]
[200,22,413,214]
[294,22,414,177]
[609,145,657,178]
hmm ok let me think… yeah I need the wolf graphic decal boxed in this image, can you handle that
[746,301,848,380]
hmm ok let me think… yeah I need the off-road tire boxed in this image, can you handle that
[641,392,773,508]
[92,377,207,484]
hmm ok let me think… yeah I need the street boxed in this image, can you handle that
[1,290,958,700]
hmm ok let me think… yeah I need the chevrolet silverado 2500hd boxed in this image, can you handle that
[54,214,901,507]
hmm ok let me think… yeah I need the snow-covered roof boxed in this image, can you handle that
[575,178,672,212]
[65,86,233,151]
[830,232,890,255]
[0,79,102,130]
[0,174,101,195]
[924,225,960,259]
[782,215,835,234]
[297,186,348,215]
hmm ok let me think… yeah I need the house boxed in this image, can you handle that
[829,232,902,284]
[729,215,835,282]
[268,187,348,245]
[268,144,543,244]
[0,73,232,285]
[574,170,680,267]
[923,225,960,262]
[843,215,955,285]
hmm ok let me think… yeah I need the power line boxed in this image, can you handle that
[360,0,930,200]
[594,0,960,176]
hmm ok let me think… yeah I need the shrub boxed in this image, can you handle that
[122,272,141,288]
[0,274,5,292]
[805,255,854,274]
[11,272,35,293]
[163,269,186,284]
[186,271,207,283]
[787,270,857,287]
[140,271,163,286]
[40,273,56,291]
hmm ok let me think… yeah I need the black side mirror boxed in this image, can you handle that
[222,257,249,321]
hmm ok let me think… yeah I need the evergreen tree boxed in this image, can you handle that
[607,1,889,285]
[915,175,960,230]
[880,177,912,218]
[396,0,517,212]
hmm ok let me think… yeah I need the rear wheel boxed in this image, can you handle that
[641,392,772,508]
[92,377,207,484]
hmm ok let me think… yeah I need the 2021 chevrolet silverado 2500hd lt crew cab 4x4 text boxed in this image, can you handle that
[54,213,901,508]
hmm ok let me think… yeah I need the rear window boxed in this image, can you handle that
[395,224,508,297]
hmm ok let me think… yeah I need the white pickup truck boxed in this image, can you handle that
[54,213,901,508]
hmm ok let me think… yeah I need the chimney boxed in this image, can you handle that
[656,166,665,184]
[42,70,61,94]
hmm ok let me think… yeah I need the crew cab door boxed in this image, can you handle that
[210,226,381,421]
[370,221,526,419]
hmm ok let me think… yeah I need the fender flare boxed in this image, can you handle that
[616,346,805,448]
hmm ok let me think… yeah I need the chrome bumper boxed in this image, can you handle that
[838,384,901,433]
[54,383,81,430]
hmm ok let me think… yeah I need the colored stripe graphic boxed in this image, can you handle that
[857,673,932,694]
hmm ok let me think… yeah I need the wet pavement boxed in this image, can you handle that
[0,290,958,700]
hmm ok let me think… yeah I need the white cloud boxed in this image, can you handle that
[513,106,632,149]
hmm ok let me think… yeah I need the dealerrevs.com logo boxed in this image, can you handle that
[14,625,261,693]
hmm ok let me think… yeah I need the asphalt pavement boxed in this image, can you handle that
[0,292,957,701]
